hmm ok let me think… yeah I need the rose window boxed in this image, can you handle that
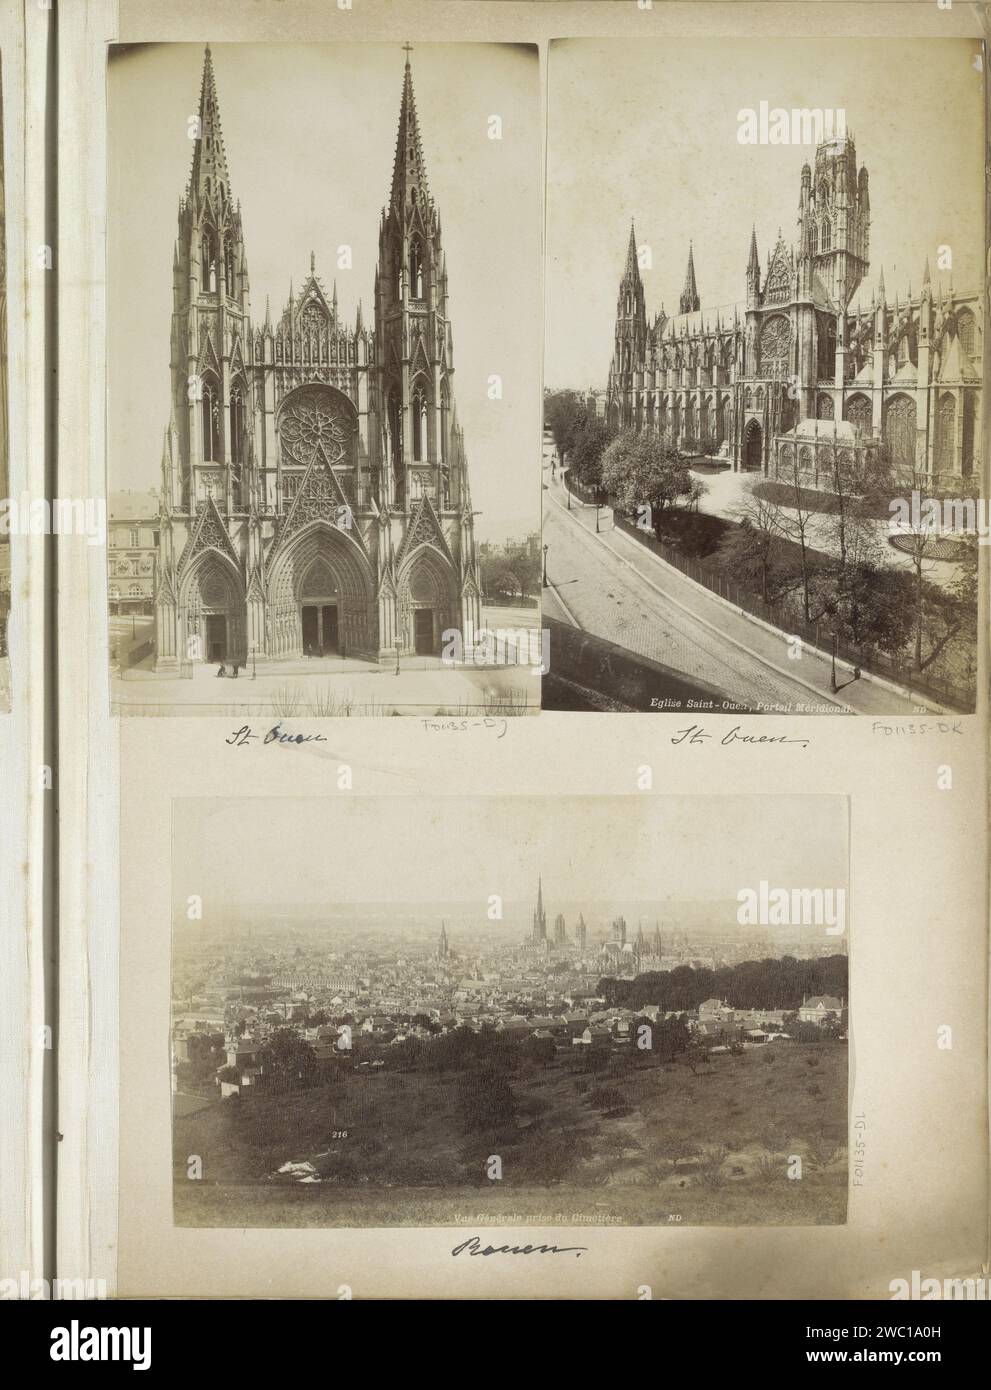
[279,386,355,467]
[758,316,792,374]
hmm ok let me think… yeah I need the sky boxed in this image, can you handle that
[545,37,985,390]
[173,794,848,926]
[107,41,540,544]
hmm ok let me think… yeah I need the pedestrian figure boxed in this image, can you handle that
[216,663,226,678]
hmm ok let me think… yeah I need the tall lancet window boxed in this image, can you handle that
[202,380,221,462]
[810,223,819,255]
[412,383,428,462]
[229,385,245,464]
[388,390,402,466]
[202,228,218,295]
[225,243,237,299]
[409,238,424,299]
[820,219,832,253]
[440,381,450,463]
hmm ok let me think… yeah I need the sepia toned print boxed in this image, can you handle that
[171,795,848,1229]
[107,42,541,717]
[543,39,983,717]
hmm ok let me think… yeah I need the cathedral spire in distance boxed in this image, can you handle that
[679,242,700,314]
[532,876,547,944]
[625,220,640,279]
[389,43,431,215]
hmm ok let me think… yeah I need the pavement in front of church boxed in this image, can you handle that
[111,624,541,715]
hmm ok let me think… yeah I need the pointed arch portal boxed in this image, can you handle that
[744,420,763,472]
[180,549,245,664]
[267,522,375,660]
[398,545,458,657]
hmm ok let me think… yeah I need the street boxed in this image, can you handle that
[542,444,926,716]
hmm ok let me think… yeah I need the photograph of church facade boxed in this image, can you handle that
[147,46,480,673]
[607,132,982,487]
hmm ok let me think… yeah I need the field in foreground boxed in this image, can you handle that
[173,1041,847,1228]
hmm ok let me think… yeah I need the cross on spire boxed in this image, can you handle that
[402,42,413,64]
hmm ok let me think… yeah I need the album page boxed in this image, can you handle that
[55,0,988,1305]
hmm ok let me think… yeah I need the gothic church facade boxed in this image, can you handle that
[607,133,982,487]
[152,47,481,670]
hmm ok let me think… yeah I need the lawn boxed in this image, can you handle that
[173,1042,847,1228]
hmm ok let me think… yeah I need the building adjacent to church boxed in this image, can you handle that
[606,133,981,487]
[147,47,481,671]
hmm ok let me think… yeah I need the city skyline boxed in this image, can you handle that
[173,794,849,917]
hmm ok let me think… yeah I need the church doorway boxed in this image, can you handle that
[414,607,435,656]
[206,614,227,663]
[744,421,763,472]
[301,603,340,656]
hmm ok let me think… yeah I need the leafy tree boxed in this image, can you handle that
[258,1028,318,1093]
[568,416,616,491]
[479,546,522,603]
[544,390,587,461]
[719,482,795,605]
[600,430,704,522]
[505,536,542,597]
[478,535,541,602]
[811,558,914,655]
[655,1014,691,1063]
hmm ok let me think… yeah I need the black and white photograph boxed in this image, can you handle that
[107,42,541,717]
[543,39,983,716]
[171,794,849,1229]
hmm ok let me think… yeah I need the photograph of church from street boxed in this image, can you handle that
[107,42,540,715]
[171,794,848,1228]
[543,39,982,716]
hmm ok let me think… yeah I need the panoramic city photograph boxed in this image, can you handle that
[171,794,849,1228]
[543,38,982,715]
[107,42,541,716]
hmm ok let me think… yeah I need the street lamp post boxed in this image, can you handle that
[830,632,862,695]
[251,643,257,680]
[542,544,548,588]
[595,490,602,533]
